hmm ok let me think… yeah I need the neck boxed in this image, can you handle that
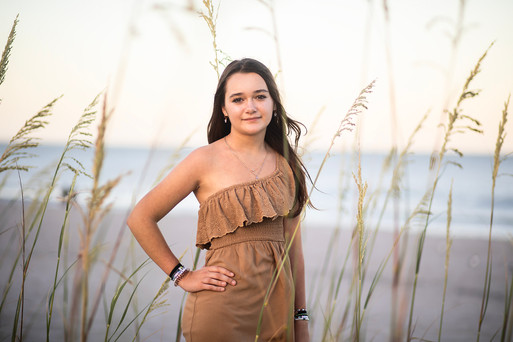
[225,132,267,154]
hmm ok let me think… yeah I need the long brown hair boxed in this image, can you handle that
[207,58,311,216]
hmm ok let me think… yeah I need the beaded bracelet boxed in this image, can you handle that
[294,308,310,321]
[174,266,190,287]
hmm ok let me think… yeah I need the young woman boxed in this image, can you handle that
[127,58,310,341]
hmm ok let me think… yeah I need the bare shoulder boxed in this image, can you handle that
[187,144,214,161]
[180,144,216,173]
[170,143,223,184]
[129,144,218,222]
[192,140,225,159]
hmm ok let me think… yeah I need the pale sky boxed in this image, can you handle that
[1,0,512,154]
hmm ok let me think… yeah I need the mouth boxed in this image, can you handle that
[243,116,262,121]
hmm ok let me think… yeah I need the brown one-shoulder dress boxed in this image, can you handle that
[181,154,296,342]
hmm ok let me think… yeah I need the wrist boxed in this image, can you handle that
[169,263,190,287]
[169,263,184,280]
[294,308,310,321]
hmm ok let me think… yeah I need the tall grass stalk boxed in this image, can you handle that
[0,97,58,173]
[46,173,78,341]
[254,80,375,341]
[62,92,121,341]
[0,98,59,325]
[108,1,144,107]
[315,202,357,338]
[110,138,168,339]
[87,221,129,337]
[109,298,154,342]
[61,182,75,341]
[255,0,284,89]
[502,265,513,342]
[382,3,410,339]
[130,278,170,342]
[105,273,146,342]
[121,137,180,339]
[95,122,189,341]
[320,224,355,341]
[199,0,225,79]
[362,112,428,341]
[406,43,491,341]
[438,180,453,342]
[477,94,510,341]
[334,256,356,340]
[175,294,188,342]
[302,106,334,338]
[86,197,146,339]
[84,94,121,341]
[381,0,399,148]
[429,0,468,155]
[164,9,225,336]
[360,0,374,85]
[353,151,369,342]
[104,260,151,341]
[0,14,18,88]
[11,169,26,342]
[14,93,100,341]
[357,187,432,333]
[341,117,432,334]
[314,154,351,339]
[364,112,428,267]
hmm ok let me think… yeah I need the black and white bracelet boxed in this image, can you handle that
[169,263,190,287]
[169,263,184,280]
[294,308,310,321]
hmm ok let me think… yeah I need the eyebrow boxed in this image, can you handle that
[228,89,269,99]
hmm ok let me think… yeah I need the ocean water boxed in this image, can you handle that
[1,144,512,239]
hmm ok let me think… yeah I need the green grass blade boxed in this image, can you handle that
[175,292,188,342]
[46,173,78,341]
[502,269,513,342]
[106,267,150,342]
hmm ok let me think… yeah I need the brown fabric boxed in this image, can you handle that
[196,154,296,250]
[182,219,295,341]
[182,154,297,341]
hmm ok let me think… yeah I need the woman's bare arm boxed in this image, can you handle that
[127,148,236,292]
[284,214,310,341]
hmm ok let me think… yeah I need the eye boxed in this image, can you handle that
[232,97,243,103]
[256,94,267,100]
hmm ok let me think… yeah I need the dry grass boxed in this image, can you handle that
[0,14,18,88]
[478,94,510,341]
[407,43,491,342]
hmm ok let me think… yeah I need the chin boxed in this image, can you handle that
[239,126,268,136]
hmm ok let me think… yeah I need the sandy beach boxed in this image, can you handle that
[0,199,511,341]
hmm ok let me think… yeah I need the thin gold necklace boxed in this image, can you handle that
[224,137,269,179]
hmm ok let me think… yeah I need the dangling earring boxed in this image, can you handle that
[273,111,278,123]
[224,116,228,124]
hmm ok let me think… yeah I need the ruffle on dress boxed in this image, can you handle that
[196,155,295,249]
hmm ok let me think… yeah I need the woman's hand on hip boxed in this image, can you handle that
[178,266,237,293]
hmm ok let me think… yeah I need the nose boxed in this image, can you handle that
[245,99,256,113]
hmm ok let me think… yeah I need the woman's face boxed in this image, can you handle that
[222,72,274,137]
